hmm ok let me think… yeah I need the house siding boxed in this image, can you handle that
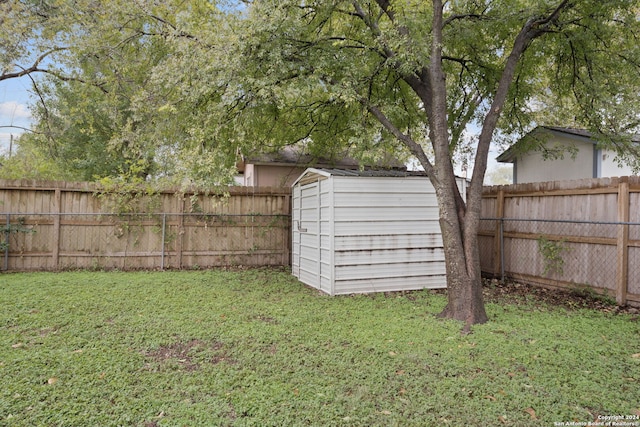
[599,150,635,177]
[515,136,595,183]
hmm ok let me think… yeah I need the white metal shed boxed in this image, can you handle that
[291,168,465,295]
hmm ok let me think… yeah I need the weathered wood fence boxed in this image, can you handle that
[3,177,640,307]
[1,180,291,271]
[480,176,640,306]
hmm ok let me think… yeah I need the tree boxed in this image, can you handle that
[1,0,237,184]
[205,0,640,326]
[0,134,75,181]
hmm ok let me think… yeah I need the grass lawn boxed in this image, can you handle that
[1,269,639,426]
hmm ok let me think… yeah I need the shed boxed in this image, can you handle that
[291,168,465,295]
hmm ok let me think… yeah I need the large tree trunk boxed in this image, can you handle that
[434,179,489,326]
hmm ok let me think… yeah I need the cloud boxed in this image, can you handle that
[0,101,32,120]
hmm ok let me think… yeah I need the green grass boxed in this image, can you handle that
[1,269,638,426]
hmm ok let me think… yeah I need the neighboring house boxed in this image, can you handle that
[237,146,405,187]
[497,126,638,184]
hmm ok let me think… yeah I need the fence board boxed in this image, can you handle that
[482,176,640,306]
[1,180,291,271]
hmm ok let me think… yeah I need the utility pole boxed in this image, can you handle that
[8,134,13,158]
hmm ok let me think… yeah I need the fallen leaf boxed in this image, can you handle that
[11,343,24,349]
[98,372,106,380]
[525,407,537,420]
[484,395,497,401]
[399,388,407,395]
[498,415,507,424]
[395,370,405,375]
[631,353,640,359]
[72,349,83,354]
[380,410,391,415]
[47,377,58,385]
[388,351,397,356]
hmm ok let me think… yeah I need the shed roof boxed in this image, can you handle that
[292,168,429,186]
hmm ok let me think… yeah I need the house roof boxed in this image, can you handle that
[242,146,406,170]
[497,126,640,163]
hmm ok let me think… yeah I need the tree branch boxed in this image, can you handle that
[1,48,66,81]
[1,48,109,94]
[361,98,436,179]
[469,0,575,205]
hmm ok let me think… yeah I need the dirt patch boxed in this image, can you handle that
[252,314,278,324]
[386,279,638,317]
[144,339,232,371]
[482,278,639,315]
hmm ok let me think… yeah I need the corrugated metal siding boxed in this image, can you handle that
[334,234,443,250]
[291,184,301,277]
[335,248,445,265]
[330,275,445,295]
[292,170,456,295]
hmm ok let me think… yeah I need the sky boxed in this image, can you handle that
[0,76,33,154]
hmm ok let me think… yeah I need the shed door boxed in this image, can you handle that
[295,180,323,290]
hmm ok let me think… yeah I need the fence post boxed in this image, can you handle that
[161,213,166,270]
[616,181,629,305]
[177,198,185,269]
[52,189,61,270]
[493,189,505,279]
[3,213,9,271]
[500,218,505,282]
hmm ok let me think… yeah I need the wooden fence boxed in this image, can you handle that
[480,176,640,306]
[3,177,640,307]
[1,180,291,271]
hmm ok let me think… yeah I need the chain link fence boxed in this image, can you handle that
[479,218,640,303]
[2,212,291,271]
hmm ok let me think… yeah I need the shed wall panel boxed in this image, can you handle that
[333,275,446,295]
[334,206,439,221]
[291,169,457,295]
[334,234,443,250]
[335,262,445,280]
[334,220,441,236]
[333,193,437,208]
[334,248,445,266]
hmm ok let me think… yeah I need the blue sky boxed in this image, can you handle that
[0,76,33,154]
